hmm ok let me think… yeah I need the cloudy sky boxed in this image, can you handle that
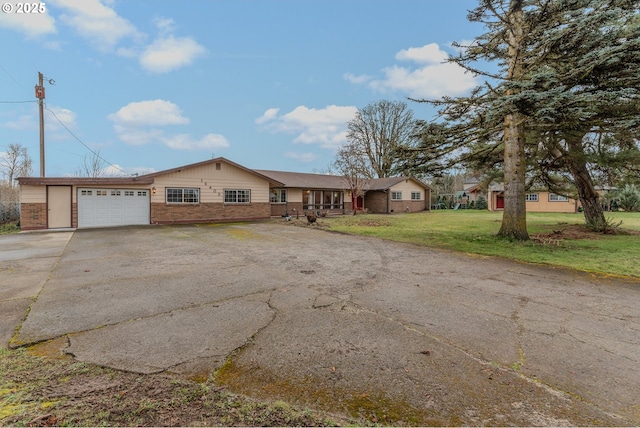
[0,0,482,177]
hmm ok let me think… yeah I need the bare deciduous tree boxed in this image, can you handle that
[333,142,369,215]
[346,100,416,179]
[76,151,106,177]
[0,143,33,186]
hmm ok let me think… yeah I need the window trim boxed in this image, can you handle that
[166,187,200,204]
[391,191,402,201]
[411,191,421,200]
[224,189,251,204]
[270,188,287,204]
[526,193,539,202]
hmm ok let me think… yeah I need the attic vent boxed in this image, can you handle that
[216,163,221,170]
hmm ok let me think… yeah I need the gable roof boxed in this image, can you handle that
[17,176,155,186]
[255,170,347,189]
[256,170,431,191]
[143,157,284,187]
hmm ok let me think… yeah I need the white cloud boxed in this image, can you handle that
[52,0,143,52]
[109,99,229,151]
[255,108,280,125]
[257,105,357,149]
[112,126,164,146]
[2,114,37,130]
[284,152,317,163]
[153,16,175,35]
[103,164,156,177]
[348,43,477,99]
[139,35,206,73]
[343,73,372,84]
[0,1,56,37]
[162,133,229,151]
[108,99,189,127]
[47,105,77,128]
[395,43,448,64]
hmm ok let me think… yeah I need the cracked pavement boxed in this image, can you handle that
[3,222,640,425]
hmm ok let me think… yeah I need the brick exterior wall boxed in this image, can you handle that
[20,203,47,230]
[270,202,353,217]
[270,203,296,217]
[365,191,388,213]
[151,202,271,224]
[389,199,426,213]
[364,191,427,213]
[72,202,78,228]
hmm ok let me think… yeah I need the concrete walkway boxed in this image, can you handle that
[2,223,639,425]
[0,230,73,346]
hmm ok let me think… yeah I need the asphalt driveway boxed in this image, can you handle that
[2,222,639,425]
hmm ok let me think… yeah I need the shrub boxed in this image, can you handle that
[618,184,640,212]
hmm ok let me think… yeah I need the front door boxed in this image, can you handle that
[48,186,72,228]
[496,195,505,209]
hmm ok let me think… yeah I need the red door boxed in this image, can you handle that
[496,195,505,209]
[356,196,364,209]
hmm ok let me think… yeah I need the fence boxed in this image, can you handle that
[0,202,20,223]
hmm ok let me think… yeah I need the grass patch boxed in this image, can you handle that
[0,222,19,234]
[324,211,640,278]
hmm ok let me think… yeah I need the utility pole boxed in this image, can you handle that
[35,72,45,177]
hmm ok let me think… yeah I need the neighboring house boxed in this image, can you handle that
[363,176,430,214]
[463,179,486,204]
[17,158,283,230]
[488,183,579,213]
[17,158,431,231]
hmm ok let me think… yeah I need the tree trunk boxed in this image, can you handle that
[497,0,529,241]
[498,112,529,240]
[565,136,607,230]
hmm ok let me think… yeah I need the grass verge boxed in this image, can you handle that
[322,211,640,279]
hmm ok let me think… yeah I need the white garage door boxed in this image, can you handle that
[78,188,150,228]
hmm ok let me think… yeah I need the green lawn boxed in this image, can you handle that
[323,211,640,279]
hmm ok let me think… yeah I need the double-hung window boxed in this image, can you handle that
[166,188,200,204]
[391,191,402,201]
[411,191,421,200]
[549,193,568,202]
[225,189,251,203]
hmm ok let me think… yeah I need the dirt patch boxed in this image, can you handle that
[531,223,640,245]
[0,344,349,427]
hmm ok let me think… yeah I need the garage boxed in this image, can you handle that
[78,188,150,228]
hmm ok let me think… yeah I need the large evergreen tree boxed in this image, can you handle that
[404,0,640,236]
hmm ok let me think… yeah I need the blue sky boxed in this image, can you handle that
[0,0,482,177]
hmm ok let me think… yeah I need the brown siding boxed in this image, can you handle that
[151,202,271,224]
[20,203,47,230]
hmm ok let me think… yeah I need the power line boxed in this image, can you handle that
[44,105,128,175]
[0,100,37,104]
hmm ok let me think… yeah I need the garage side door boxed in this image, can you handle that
[78,188,150,228]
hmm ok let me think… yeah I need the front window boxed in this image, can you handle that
[411,191,421,200]
[167,188,200,204]
[270,188,287,203]
[391,191,402,201]
[225,189,251,203]
[549,193,569,202]
[526,193,539,202]
[305,190,344,210]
